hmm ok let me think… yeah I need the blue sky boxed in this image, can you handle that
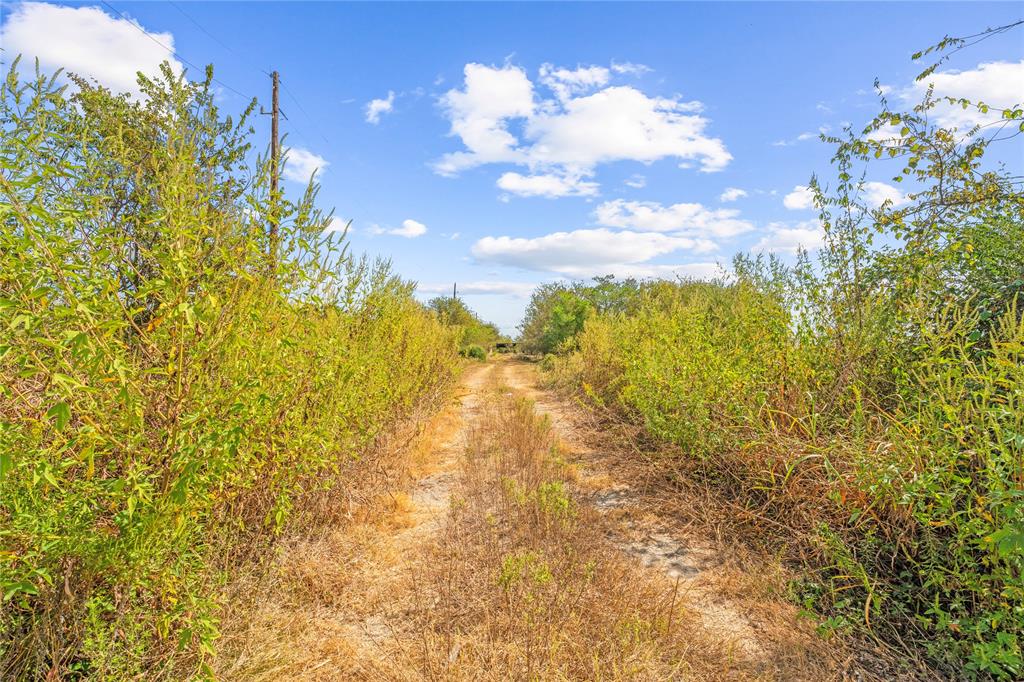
[3,2,1022,333]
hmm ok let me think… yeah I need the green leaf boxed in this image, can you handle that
[0,452,12,480]
[988,526,1024,558]
[46,402,70,431]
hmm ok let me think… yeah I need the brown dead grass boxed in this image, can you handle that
[502,357,929,680]
[212,364,490,680]
[213,358,911,681]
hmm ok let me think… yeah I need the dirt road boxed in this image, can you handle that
[218,357,870,680]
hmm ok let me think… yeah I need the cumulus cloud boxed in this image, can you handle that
[434,61,731,193]
[524,86,730,172]
[370,219,427,238]
[434,63,535,175]
[862,181,906,208]
[0,1,184,97]
[471,228,714,274]
[365,90,395,124]
[753,220,825,255]
[903,60,1024,130]
[719,187,748,202]
[624,174,646,189]
[392,219,427,238]
[497,171,599,198]
[324,217,352,233]
[283,148,329,183]
[538,63,610,102]
[594,199,753,238]
[783,185,816,210]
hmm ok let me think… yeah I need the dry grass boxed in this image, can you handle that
[210,367,479,681]
[212,359,915,681]
[368,375,833,681]
[513,357,932,680]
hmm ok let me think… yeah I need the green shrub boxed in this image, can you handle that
[462,344,487,361]
[0,62,459,677]
[548,32,1024,679]
[428,296,501,353]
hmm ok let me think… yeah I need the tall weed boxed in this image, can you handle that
[0,63,459,678]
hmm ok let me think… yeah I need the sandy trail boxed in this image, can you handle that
[342,361,494,653]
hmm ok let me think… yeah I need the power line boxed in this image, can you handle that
[163,1,329,145]
[168,1,251,68]
[279,78,330,144]
[100,0,349,217]
[99,0,253,101]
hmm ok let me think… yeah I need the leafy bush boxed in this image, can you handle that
[428,296,501,352]
[462,344,487,361]
[518,276,641,354]
[0,62,459,677]
[548,32,1024,679]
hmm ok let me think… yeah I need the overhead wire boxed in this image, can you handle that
[100,0,253,101]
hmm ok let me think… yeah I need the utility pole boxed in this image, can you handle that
[269,70,280,263]
[453,282,457,299]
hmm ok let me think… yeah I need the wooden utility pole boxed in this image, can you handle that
[453,282,457,299]
[269,70,280,262]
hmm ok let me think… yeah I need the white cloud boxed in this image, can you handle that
[472,228,714,274]
[524,86,730,173]
[624,174,646,189]
[553,262,721,280]
[538,63,610,102]
[370,219,427,238]
[753,220,825,255]
[594,199,753,238]
[434,62,731,190]
[862,181,906,209]
[497,171,598,198]
[865,123,906,143]
[719,187,748,202]
[1,1,184,97]
[365,90,395,124]
[324,217,351,233]
[772,126,829,147]
[283,147,329,183]
[418,281,537,297]
[904,60,1024,130]
[392,219,427,238]
[610,61,652,76]
[783,185,816,210]
[434,63,535,175]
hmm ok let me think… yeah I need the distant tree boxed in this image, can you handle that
[519,277,642,354]
[427,296,500,349]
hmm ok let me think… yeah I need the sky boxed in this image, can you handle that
[2,1,1022,334]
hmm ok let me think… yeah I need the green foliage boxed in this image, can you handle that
[428,296,501,351]
[548,32,1024,679]
[461,344,487,361]
[0,61,459,677]
[518,276,640,354]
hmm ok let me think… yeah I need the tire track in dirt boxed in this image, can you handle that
[343,361,495,653]
[215,363,495,680]
[497,358,780,662]
[222,359,859,680]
